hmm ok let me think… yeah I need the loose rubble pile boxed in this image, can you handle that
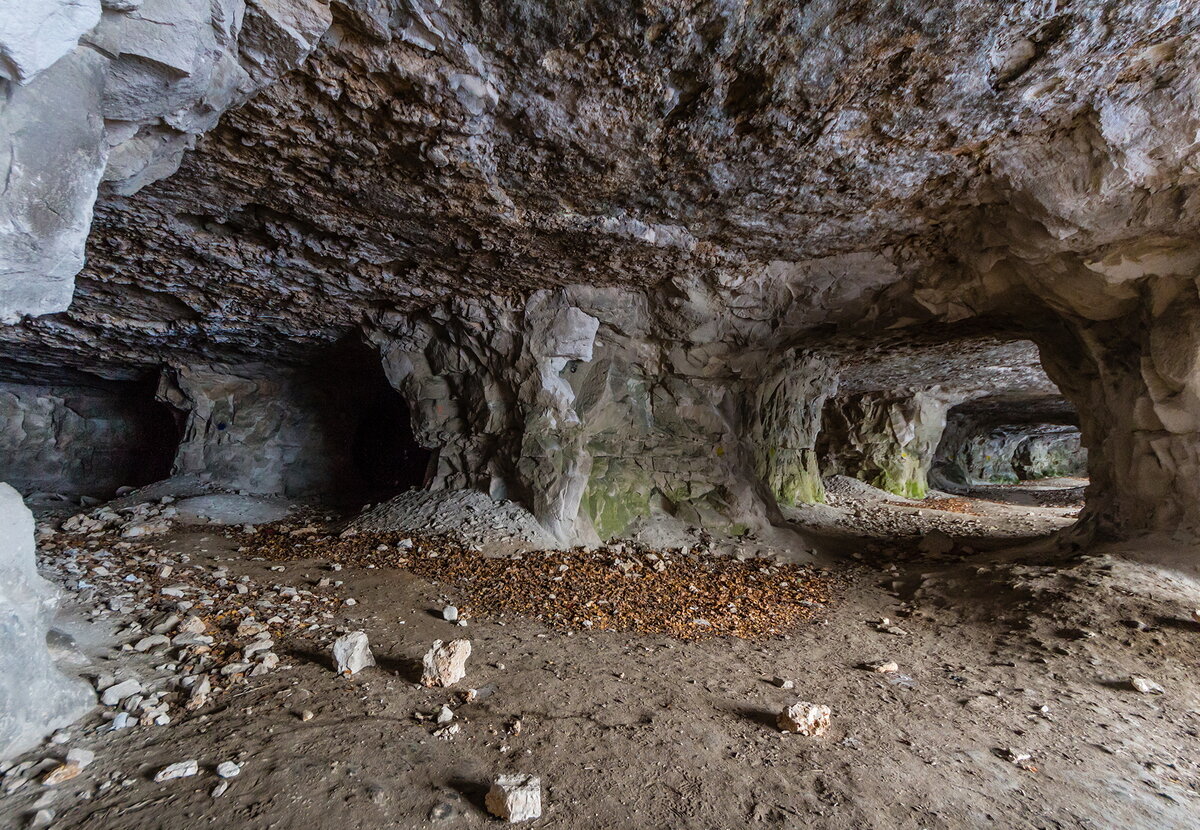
[348,490,555,548]
[34,504,348,735]
[58,500,179,539]
[246,526,838,640]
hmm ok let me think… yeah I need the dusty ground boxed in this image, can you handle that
[3,480,1200,829]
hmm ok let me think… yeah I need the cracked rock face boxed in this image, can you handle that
[2,0,1196,365]
[0,0,331,322]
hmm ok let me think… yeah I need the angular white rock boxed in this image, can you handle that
[100,679,141,706]
[1130,677,1164,694]
[485,773,542,823]
[420,639,471,687]
[215,761,240,779]
[65,748,94,769]
[332,631,375,676]
[0,0,101,84]
[777,701,832,736]
[154,760,199,782]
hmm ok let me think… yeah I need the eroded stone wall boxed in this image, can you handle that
[0,0,331,320]
[366,286,842,544]
[935,421,1085,485]
[818,391,956,499]
[1036,276,1200,537]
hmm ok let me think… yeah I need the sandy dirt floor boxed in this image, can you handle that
[3,480,1199,829]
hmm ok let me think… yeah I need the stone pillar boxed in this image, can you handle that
[747,351,836,505]
[1038,278,1200,538]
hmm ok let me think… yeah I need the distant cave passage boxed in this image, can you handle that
[350,383,433,495]
[933,409,1088,487]
[0,378,180,498]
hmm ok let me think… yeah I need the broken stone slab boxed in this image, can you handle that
[184,676,211,711]
[485,773,542,822]
[1130,677,1164,694]
[99,678,141,707]
[421,639,471,687]
[777,702,832,736]
[133,634,170,652]
[153,760,198,782]
[41,746,94,785]
[0,0,101,84]
[243,638,274,658]
[42,761,82,786]
[178,615,207,635]
[332,631,375,676]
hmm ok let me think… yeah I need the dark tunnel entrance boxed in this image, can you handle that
[351,381,433,495]
[314,338,434,500]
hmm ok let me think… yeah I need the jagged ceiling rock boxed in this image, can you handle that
[1,0,1196,374]
[0,0,100,84]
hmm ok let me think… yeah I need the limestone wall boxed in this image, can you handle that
[0,0,331,320]
[367,285,831,544]
[935,422,1086,485]
[158,362,372,497]
[817,391,955,499]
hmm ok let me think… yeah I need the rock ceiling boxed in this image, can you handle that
[2,0,1198,386]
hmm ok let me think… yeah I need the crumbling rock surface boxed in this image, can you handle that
[0,0,331,321]
[0,380,176,497]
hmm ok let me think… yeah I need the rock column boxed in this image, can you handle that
[1040,277,1200,538]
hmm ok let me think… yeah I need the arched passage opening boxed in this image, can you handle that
[932,394,1088,500]
[305,338,433,501]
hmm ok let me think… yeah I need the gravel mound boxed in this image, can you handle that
[822,475,923,505]
[347,489,555,548]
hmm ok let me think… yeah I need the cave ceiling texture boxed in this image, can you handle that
[1,0,1199,541]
